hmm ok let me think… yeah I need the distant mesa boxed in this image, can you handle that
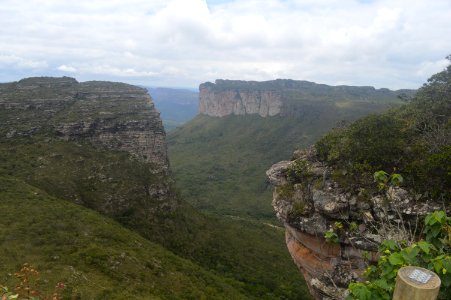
[199,79,415,118]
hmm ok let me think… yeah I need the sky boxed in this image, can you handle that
[0,0,450,89]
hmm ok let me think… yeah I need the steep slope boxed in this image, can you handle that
[0,176,248,299]
[169,80,412,220]
[0,76,176,235]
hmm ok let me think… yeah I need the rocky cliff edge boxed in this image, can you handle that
[266,148,444,299]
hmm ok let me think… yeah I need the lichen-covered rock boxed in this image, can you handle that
[267,147,445,300]
[266,161,291,186]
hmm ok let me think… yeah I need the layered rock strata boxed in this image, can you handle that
[267,148,444,300]
[199,79,415,118]
[0,77,168,171]
[0,77,174,218]
[199,81,282,117]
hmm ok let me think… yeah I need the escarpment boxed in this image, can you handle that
[266,148,444,300]
[0,77,167,170]
[0,76,175,221]
[199,79,414,118]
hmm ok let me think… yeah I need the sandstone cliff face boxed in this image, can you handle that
[55,81,168,171]
[0,77,168,171]
[199,81,282,117]
[198,79,415,118]
[267,148,443,300]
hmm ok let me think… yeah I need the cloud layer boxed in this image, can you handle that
[0,0,450,88]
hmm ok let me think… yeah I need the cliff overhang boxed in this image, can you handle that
[267,148,444,299]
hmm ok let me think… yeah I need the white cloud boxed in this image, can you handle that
[57,65,77,72]
[0,0,450,88]
[0,54,48,69]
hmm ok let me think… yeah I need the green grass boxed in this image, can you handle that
[0,176,248,299]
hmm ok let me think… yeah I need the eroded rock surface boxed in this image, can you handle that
[267,147,444,300]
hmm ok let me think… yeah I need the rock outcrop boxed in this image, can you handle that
[199,79,415,118]
[0,77,174,219]
[0,77,168,171]
[267,148,444,300]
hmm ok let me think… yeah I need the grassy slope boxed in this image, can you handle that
[0,137,311,299]
[0,176,247,300]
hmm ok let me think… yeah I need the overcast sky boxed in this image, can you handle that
[0,0,450,89]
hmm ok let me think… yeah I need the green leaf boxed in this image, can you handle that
[374,171,388,183]
[381,240,398,251]
[390,173,403,186]
[349,283,372,300]
[388,253,404,265]
[418,240,431,254]
[431,226,441,237]
[374,279,389,290]
[401,246,420,263]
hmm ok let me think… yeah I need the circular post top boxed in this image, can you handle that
[398,266,441,289]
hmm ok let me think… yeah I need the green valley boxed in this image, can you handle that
[0,77,311,299]
[168,79,410,220]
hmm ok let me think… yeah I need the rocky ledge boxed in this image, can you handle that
[266,148,444,299]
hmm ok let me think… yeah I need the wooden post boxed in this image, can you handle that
[393,266,441,300]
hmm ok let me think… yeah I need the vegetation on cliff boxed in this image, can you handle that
[315,57,451,202]
[265,60,450,299]
[347,210,451,300]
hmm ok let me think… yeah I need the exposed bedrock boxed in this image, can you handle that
[266,148,444,299]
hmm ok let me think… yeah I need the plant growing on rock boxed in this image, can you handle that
[373,171,403,190]
[346,210,451,300]
[324,230,339,244]
[286,159,313,183]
